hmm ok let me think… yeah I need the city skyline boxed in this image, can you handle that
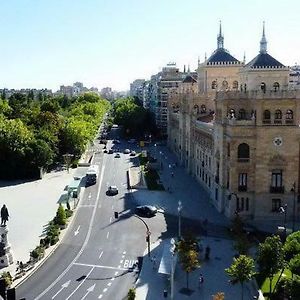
[1,0,299,91]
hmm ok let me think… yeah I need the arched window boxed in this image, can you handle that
[228,109,236,119]
[263,110,271,124]
[200,104,206,113]
[273,82,280,92]
[261,82,266,93]
[238,109,246,120]
[211,81,217,89]
[233,81,238,89]
[193,105,199,114]
[222,80,228,89]
[286,109,294,124]
[237,143,250,162]
[274,109,282,123]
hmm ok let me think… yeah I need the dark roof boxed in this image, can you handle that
[182,74,197,83]
[206,48,240,65]
[246,53,285,68]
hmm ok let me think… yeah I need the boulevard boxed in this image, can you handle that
[16,133,166,299]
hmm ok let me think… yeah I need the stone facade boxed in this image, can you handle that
[168,24,300,223]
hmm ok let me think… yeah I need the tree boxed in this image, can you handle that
[176,235,200,290]
[289,254,300,277]
[225,255,255,300]
[55,205,67,226]
[212,292,225,300]
[284,231,300,261]
[127,288,136,300]
[257,235,285,298]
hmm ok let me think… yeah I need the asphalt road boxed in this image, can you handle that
[16,130,166,300]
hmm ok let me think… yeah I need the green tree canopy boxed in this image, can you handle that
[284,231,300,261]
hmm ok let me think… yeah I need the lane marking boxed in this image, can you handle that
[103,288,108,293]
[109,217,112,223]
[88,192,92,199]
[98,295,103,299]
[79,205,95,208]
[73,262,128,271]
[106,232,110,239]
[51,280,71,299]
[111,205,114,210]
[65,267,94,300]
[99,250,103,259]
[74,225,81,236]
[35,160,107,300]
[107,282,112,287]
[81,284,95,300]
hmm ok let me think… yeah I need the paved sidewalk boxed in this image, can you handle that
[0,169,75,276]
[136,237,259,300]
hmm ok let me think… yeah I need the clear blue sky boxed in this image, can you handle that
[0,0,299,91]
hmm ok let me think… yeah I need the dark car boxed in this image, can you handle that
[108,149,113,154]
[135,205,157,217]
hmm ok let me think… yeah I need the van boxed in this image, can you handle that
[86,165,99,186]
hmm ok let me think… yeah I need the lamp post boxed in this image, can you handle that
[291,182,296,232]
[178,201,183,239]
[159,151,163,169]
[154,143,157,160]
[170,238,176,300]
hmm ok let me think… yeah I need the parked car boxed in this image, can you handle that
[130,151,136,156]
[135,205,157,217]
[124,149,130,154]
[107,186,118,195]
[108,149,113,154]
[115,153,121,158]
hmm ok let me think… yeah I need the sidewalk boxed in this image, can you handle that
[0,169,76,277]
[136,237,259,300]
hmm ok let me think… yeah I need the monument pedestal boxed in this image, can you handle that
[0,226,13,267]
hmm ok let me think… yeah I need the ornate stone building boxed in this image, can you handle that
[168,23,300,222]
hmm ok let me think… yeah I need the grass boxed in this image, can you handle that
[258,268,292,295]
[138,154,164,190]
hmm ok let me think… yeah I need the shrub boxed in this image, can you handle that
[1,271,13,288]
[50,236,59,245]
[30,246,45,260]
[65,209,73,218]
[127,288,136,300]
[55,204,67,226]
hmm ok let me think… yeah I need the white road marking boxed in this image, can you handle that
[106,231,109,239]
[79,205,95,208]
[88,192,92,199]
[107,282,112,287]
[81,284,95,300]
[99,250,103,259]
[118,265,121,268]
[115,271,119,276]
[51,280,71,299]
[120,260,123,264]
[123,251,126,254]
[98,295,103,299]
[35,161,107,300]
[111,205,114,210]
[65,267,94,300]
[73,262,128,271]
[103,288,108,293]
[109,217,112,223]
[74,225,80,236]
[111,277,115,281]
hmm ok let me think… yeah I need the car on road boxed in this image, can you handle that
[130,151,136,156]
[114,153,120,158]
[108,149,113,154]
[124,149,130,154]
[107,186,118,195]
[135,205,157,217]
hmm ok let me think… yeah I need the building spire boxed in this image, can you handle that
[260,21,267,54]
[243,51,246,64]
[187,64,190,73]
[217,20,224,49]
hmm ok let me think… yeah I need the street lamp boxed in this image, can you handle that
[170,238,176,300]
[159,151,163,169]
[291,182,296,232]
[154,143,157,159]
[178,201,183,239]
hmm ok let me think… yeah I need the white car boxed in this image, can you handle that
[124,149,130,154]
[115,153,121,158]
[130,151,136,156]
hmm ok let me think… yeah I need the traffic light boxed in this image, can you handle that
[114,212,119,219]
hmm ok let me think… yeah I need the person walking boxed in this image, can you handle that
[198,274,204,288]
[1,204,9,226]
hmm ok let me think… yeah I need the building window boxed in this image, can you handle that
[227,143,230,157]
[200,104,206,113]
[274,110,282,124]
[215,188,218,201]
[237,143,250,162]
[273,82,280,92]
[208,177,211,187]
[222,80,228,89]
[286,109,294,124]
[270,170,284,193]
[212,81,217,89]
[193,105,199,114]
[238,109,246,120]
[263,110,271,124]
[237,197,250,211]
[261,82,266,93]
[238,173,247,191]
[272,198,281,212]
[233,81,238,89]
[228,109,236,119]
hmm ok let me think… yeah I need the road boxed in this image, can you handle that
[16,129,165,300]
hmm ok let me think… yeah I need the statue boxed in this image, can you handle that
[1,205,9,226]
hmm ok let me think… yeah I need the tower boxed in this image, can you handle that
[217,21,224,49]
[260,21,267,54]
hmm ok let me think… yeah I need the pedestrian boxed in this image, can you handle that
[1,204,9,226]
[152,255,156,269]
[171,172,174,178]
[198,274,204,288]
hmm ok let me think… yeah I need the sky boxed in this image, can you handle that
[0,0,299,92]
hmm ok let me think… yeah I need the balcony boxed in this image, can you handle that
[270,186,285,194]
[238,186,247,192]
